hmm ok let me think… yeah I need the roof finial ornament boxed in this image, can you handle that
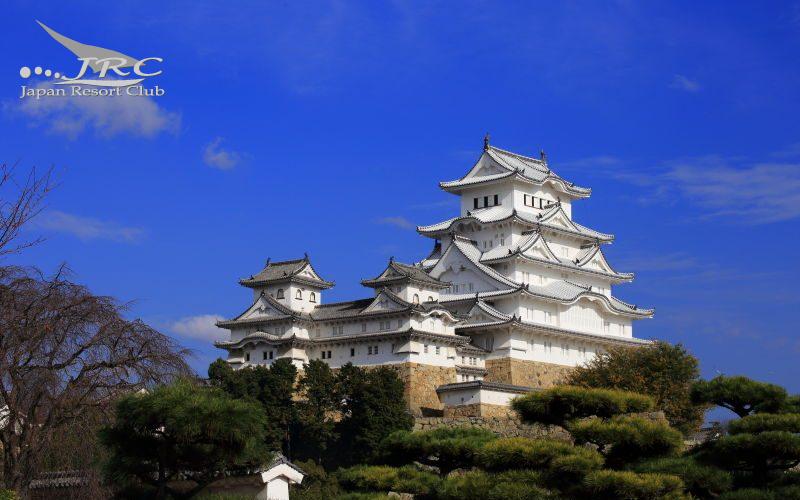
[304,252,309,261]
[484,132,490,151]
[540,149,547,163]
[389,255,394,263]
[265,257,271,267]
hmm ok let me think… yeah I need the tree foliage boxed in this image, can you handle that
[337,465,440,498]
[569,415,683,468]
[0,265,190,492]
[582,470,688,500]
[377,427,496,474]
[512,386,654,426]
[436,470,550,500]
[635,457,733,498]
[690,376,787,418]
[567,341,704,433]
[208,358,297,451]
[728,413,800,435]
[100,379,267,499]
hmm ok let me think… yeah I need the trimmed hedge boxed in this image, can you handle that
[701,431,800,473]
[477,437,603,474]
[717,487,800,500]
[635,457,732,498]
[436,470,550,500]
[582,470,688,499]
[728,413,800,435]
[377,427,496,474]
[569,415,683,466]
[336,465,440,497]
[512,386,654,426]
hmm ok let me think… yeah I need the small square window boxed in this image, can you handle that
[269,351,274,360]
[245,352,250,362]
[350,348,355,357]
[435,346,441,355]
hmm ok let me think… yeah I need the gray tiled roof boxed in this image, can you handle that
[439,145,591,197]
[240,256,334,289]
[418,205,613,242]
[362,260,450,288]
[436,380,535,394]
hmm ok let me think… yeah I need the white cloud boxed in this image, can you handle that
[202,137,242,170]
[376,216,415,230]
[170,314,226,341]
[13,83,180,139]
[669,74,701,92]
[659,157,800,223]
[36,210,145,243]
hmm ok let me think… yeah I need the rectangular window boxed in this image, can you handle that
[263,351,268,360]
[269,351,274,360]
[368,346,373,355]
[424,344,429,354]
[350,348,355,357]
[468,283,474,292]
[245,352,250,362]
[362,323,367,332]
[435,346,441,355]
[473,197,479,209]
[493,194,498,206]
[397,319,402,329]
[483,196,489,207]
[327,350,332,359]
[461,356,465,364]
[374,345,379,355]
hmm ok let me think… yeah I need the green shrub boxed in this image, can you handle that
[635,457,732,498]
[477,437,603,474]
[569,415,683,467]
[436,470,550,500]
[690,376,787,418]
[582,470,688,499]
[0,491,16,500]
[377,427,496,474]
[728,413,800,435]
[717,489,776,500]
[512,386,654,426]
[336,465,439,497]
[700,431,800,476]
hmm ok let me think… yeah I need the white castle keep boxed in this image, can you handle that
[215,137,653,416]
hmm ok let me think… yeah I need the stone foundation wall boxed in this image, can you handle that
[383,363,457,416]
[414,415,571,441]
[443,403,514,418]
[485,358,573,388]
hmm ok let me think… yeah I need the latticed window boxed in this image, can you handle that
[276,288,284,299]
[309,292,316,303]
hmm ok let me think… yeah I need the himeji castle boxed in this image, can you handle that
[215,136,653,417]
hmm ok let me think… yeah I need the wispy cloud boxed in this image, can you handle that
[376,216,415,230]
[170,314,226,341]
[202,137,243,170]
[11,83,180,139]
[565,151,800,224]
[657,157,800,223]
[36,210,145,243]
[669,74,701,92]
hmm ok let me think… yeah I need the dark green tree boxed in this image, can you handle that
[569,415,683,468]
[511,386,654,427]
[334,364,413,466]
[99,379,267,499]
[295,360,339,463]
[690,376,787,418]
[568,341,704,433]
[378,427,497,475]
[208,358,297,451]
[635,457,732,498]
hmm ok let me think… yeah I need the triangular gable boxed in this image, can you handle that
[578,247,618,275]
[463,300,511,325]
[430,238,517,290]
[361,290,411,314]
[518,232,559,263]
[458,151,512,182]
[297,261,325,282]
[234,293,293,321]
[538,205,579,232]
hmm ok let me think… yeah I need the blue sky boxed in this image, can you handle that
[1,1,799,399]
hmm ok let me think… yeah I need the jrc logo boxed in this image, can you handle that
[19,21,163,90]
